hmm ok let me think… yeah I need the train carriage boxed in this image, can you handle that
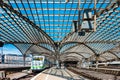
[31,56,46,72]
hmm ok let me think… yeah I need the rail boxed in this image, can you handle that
[68,67,120,80]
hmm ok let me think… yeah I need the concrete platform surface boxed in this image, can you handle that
[7,72,28,80]
[31,73,67,80]
[31,67,89,80]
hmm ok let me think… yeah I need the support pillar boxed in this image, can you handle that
[95,54,99,69]
[23,54,26,67]
[86,59,90,69]
[0,42,4,64]
[81,58,86,68]
[77,61,82,68]
[56,60,60,68]
[96,60,98,69]
[54,42,61,68]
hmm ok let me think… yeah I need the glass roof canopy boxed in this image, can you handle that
[0,0,120,62]
[3,0,116,42]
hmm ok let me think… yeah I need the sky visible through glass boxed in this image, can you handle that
[0,44,22,55]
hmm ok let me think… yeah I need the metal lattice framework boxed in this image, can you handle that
[0,0,120,62]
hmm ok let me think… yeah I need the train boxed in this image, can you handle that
[96,61,120,66]
[91,61,120,69]
[31,56,51,72]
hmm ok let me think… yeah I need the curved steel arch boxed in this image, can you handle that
[30,52,55,61]
[76,51,94,55]
[61,42,97,55]
[13,44,25,55]
[88,55,107,62]
[61,56,81,62]
[61,32,75,44]
[30,52,52,57]
[108,51,120,60]
[0,1,54,45]
[82,43,97,55]
[37,45,54,53]
[61,41,120,45]
[37,42,56,51]
[60,52,85,58]
[103,56,113,61]
[24,44,54,54]
[60,41,78,49]
[64,58,78,62]
[100,51,120,60]
[98,56,108,61]
[24,44,34,54]
[30,52,50,56]
[37,45,56,56]
[61,44,77,53]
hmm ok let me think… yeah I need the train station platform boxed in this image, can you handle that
[6,72,28,80]
[31,67,89,80]
[31,67,120,80]
[31,73,67,80]
[0,64,30,72]
[0,64,30,69]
